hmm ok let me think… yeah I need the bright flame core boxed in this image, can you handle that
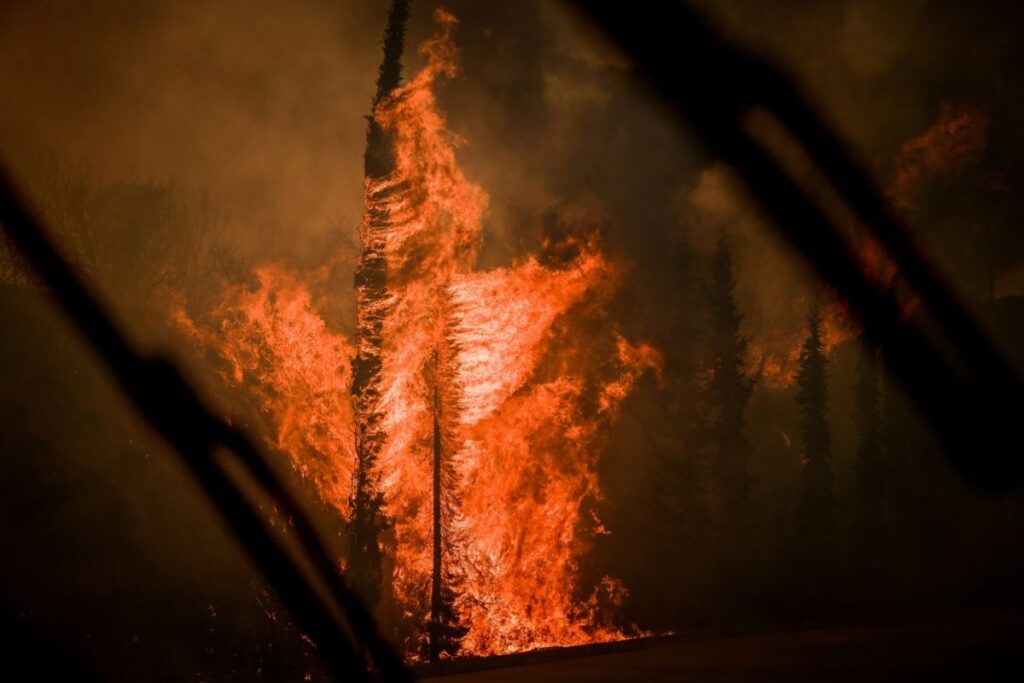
[178,12,659,657]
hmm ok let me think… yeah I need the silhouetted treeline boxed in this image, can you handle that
[7,144,1022,669]
[794,302,837,599]
[596,233,1024,632]
[703,235,756,543]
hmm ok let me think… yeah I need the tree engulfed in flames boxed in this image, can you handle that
[177,11,659,657]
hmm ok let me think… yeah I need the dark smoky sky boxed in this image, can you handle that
[1,0,1023,342]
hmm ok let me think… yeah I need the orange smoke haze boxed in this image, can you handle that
[687,101,991,389]
[890,103,990,211]
[748,306,855,388]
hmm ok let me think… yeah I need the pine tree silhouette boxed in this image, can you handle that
[702,235,756,535]
[349,0,411,612]
[795,303,836,565]
[364,0,410,179]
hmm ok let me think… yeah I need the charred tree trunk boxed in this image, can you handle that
[348,0,410,612]
[429,363,443,662]
[364,0,409,179]
[425,345,467,661]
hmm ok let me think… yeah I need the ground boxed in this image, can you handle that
[419,609,1024,682]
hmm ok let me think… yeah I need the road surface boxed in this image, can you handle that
[419,610,1023,681]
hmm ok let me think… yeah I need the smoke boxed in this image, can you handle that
[891,103,990,211]
[2,0,1023,668]
[0,0,388,267]
[679,164,844,385]
[2,0,1022,307]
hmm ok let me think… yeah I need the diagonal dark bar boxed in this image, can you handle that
[0,166,411,682]
[748,63,1020,395]
[569,1,1023,491]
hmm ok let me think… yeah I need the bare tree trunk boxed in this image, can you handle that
[429,357,443,662]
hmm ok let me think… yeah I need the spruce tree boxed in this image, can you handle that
[703,235,755,534]
[349,0,411,612]
[427,351,467,661]
[795,303,836,559]
[364,0,410,179]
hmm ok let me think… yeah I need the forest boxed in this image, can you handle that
[1,0,1022,680]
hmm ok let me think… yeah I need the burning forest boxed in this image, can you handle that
[177,6,659,658]
[2,0,1024,680]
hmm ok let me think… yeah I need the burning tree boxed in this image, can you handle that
[852,334,885,543]
[348,0,410,613]
[427,346,468,661]
[178,6,659,658]
[352,0,469,653]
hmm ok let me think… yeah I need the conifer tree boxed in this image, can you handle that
[703,235,756,533]
[795,303,836,557]
[349,0,411,612]
[427,350,467,661]
[364,0,410,179]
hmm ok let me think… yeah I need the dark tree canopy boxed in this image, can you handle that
[703,235,755,532]
[428,349,467,661]
[364,0,410,179]
[349,0,410,612]
[795,303,836,553]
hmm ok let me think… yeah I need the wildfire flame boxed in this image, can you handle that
[748,303,855,388]
[748,103,991,387]
[890,102,990,212]
[176,10,659,658]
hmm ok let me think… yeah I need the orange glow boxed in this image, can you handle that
[891,103,990,211]
[749,105,990,387]
[173,262,357,506]
[748,298,855,388]
[176,11,658,658]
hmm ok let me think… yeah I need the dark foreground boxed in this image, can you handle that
[420,609,1024,682]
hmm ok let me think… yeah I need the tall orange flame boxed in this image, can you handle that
[176,10,659,658]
